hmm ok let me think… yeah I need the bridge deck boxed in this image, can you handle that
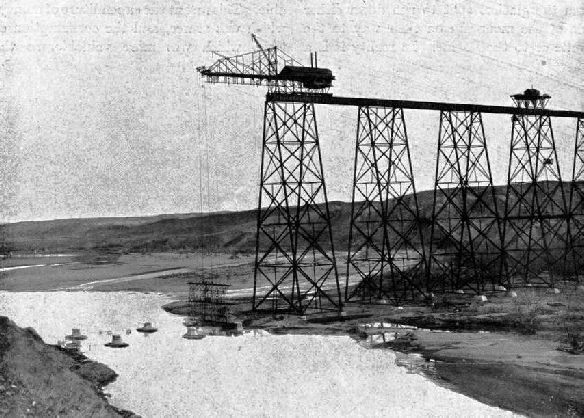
[267,93,584,118]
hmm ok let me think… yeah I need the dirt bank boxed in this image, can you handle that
[382,330,584,417]
[0,316,137,417]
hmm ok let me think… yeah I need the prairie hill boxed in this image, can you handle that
[1,182,575,255]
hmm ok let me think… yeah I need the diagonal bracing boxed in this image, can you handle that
[503,101,569,287]
[568,118,584,283]
[429,111,505,294]
[253,100,341,314]
[346,106,427,304]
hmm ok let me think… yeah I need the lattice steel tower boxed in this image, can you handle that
[429,111,505,294]
[198,36,341,314]
[569,118,584,282]
[345,106,427,303]
[503,89,569,287]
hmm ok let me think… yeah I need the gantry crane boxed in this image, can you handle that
[197,35,334,93]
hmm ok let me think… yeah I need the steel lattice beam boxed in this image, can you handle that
[429,111,505,294]
[569,118,584,283]
[252,101,341,314]
[503,110,570,287]
[345,106,427,304]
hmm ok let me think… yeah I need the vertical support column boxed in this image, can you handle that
[504,105,569,287]
[346,106,426,304]
[429,111,504,294]
[569,118,584,283]
[253,100,341,314]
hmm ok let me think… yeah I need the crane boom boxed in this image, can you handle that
[251,34,264,51]
[251,33,277,75]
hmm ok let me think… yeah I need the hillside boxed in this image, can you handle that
[0,316,134,417]
[1,182,575,256]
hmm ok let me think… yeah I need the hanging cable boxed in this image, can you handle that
[197,76,207,271]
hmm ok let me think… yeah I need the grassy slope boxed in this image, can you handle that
[0,187,488,252]
[0,316,125,417]
[0,181,576,261]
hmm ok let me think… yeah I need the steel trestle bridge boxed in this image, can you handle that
[198,36,584,314]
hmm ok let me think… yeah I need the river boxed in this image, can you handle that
[0,291,518,417]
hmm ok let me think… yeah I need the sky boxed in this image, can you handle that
[0,0,582,222]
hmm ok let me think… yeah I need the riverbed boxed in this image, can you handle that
[0,291,519,417]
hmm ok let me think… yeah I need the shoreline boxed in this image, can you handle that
[380,330,584,417]
[2,253,583,416]
[2,286,583,416]
[163,293,584,417]
[51,345,139,417]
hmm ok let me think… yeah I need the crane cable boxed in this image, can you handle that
[197,75,210,271]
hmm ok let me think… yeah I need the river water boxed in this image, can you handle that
[0,291,517,417]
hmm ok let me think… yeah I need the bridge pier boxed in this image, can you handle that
[252,100,341,314]
[346,106,427,304]
[429,110,504,294]
[502,91,569,287]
